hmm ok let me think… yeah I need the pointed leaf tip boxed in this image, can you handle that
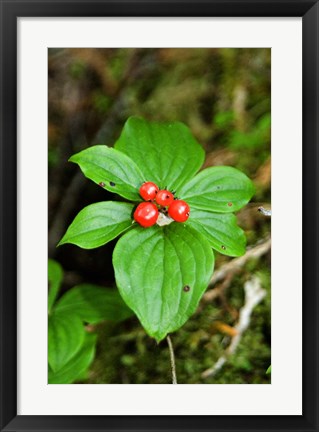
[179,166,255,213]
[69,145,144,201]
[115,117,205,191]
[113,223,214,341]
[58,201,134,249]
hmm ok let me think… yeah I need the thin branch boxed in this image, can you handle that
[202,276,266,379]
[203,237,271,303]
[199,272,235,309]
[167,335,177,384]
[258,206,272,216]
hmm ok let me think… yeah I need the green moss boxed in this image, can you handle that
[85,257,270,384]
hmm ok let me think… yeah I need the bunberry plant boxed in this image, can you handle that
[48,259,132,384]
[59,117,255,341]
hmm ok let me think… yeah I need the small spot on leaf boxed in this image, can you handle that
[183,285,191,292]
[221,245,226,250]
[110,181,116,187]
[228,202,233,207]
[99,182,105,187]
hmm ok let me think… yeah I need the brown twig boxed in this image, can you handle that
[202,276,266,379]
[202,237,271,305]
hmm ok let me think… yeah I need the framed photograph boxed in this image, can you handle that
[1,0,318,431]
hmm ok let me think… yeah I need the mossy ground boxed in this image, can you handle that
[85,256,270,384]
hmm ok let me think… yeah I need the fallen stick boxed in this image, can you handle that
[208,237,271,287]
[201,276,267,379]
[201,237,270,304]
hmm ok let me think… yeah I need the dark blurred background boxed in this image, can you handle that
[48,48,271,384]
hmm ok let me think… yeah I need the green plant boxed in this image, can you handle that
[58,117,255,342]
[48,259,132,383]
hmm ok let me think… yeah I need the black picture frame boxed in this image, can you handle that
[1,1,318,431]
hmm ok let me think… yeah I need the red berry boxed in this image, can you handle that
[139,182,159,201]
[134,202,159,227]
[168,200,190,222]
[155,190,174,206]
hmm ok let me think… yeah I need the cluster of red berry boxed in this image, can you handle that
[134,181,190,228]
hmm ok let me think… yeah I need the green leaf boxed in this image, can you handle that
[48,259,63,313]
[113,223,214,342]
[58,201,134,249]
[178,166,255,213]
[48,333,97,384]
[69,145,144,201]
[48,312,85,372]
[55,284,133,324]
[186,208,246,257]
[115,117,205,191]
[266,365,271,374]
